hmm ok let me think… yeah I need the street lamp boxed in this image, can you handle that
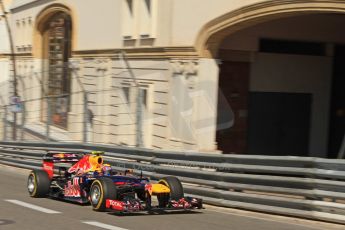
[0,0,18,140]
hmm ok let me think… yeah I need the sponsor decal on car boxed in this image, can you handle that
[106,199,124,211]
[53,153,78,158]
[145,184,153,195]
[68,156,92,174]
[170,198,191,209]
[43,161,54,179]
[73,177,80,185]
[64,179,81,197]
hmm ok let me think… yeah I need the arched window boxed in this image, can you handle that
[41,12,72,128]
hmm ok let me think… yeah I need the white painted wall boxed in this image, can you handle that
[0,16,10,104]
[0,59,10,103]
[0,0,12,89]
[170,0,264,46]
[194,58,220,151]
[10,0,123,50]
[11,0,34,9]
[9,0,173,49]
[9,0,345,50]
[250,53,332,157]
[9,0,274,49]
[0,21,10,53]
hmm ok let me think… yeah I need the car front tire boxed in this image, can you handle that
[90,178,117,211]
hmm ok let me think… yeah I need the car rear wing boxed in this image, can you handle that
[43,152,84,163]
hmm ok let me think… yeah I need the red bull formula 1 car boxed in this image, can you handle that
[27,151,202,213]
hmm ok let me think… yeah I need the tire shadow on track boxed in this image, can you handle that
[106,210,203,217]
[46,197,204,218]
[48,197,91,206]
[0,219,16,226]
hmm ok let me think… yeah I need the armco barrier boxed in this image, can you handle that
[1,141,345,224]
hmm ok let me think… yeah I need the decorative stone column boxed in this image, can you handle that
[169,59,219,152]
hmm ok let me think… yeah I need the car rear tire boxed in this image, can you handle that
[27,170,51,198]
[90,177,117,211]
[158,176,184,207]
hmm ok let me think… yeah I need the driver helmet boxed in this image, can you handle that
[102,164,112,176]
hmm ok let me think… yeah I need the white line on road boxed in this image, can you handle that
[82,221,129,230]
[5,199,61,214]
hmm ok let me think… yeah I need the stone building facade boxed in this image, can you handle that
[2,0,345,158]
[0,0,12,104]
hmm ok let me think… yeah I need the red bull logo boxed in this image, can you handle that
[68,155,92,174]
[68,155,103,174]
[64,179,81,197]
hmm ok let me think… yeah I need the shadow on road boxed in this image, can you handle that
[107,209,203,217]
[0,219,16,226]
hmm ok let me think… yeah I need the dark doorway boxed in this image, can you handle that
[216,61,250,154]
[247,92,312,156]
[328,45,345,158]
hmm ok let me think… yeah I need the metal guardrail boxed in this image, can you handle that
[1,141,345,224]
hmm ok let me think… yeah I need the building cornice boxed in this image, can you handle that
[0,52,33,58]
[7,47,199,60]
[10,0,53,13]
[72,46,199,60]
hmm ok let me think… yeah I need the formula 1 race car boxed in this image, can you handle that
[27,151,202,213]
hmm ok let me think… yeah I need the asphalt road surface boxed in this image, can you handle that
[0,164,344,230]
